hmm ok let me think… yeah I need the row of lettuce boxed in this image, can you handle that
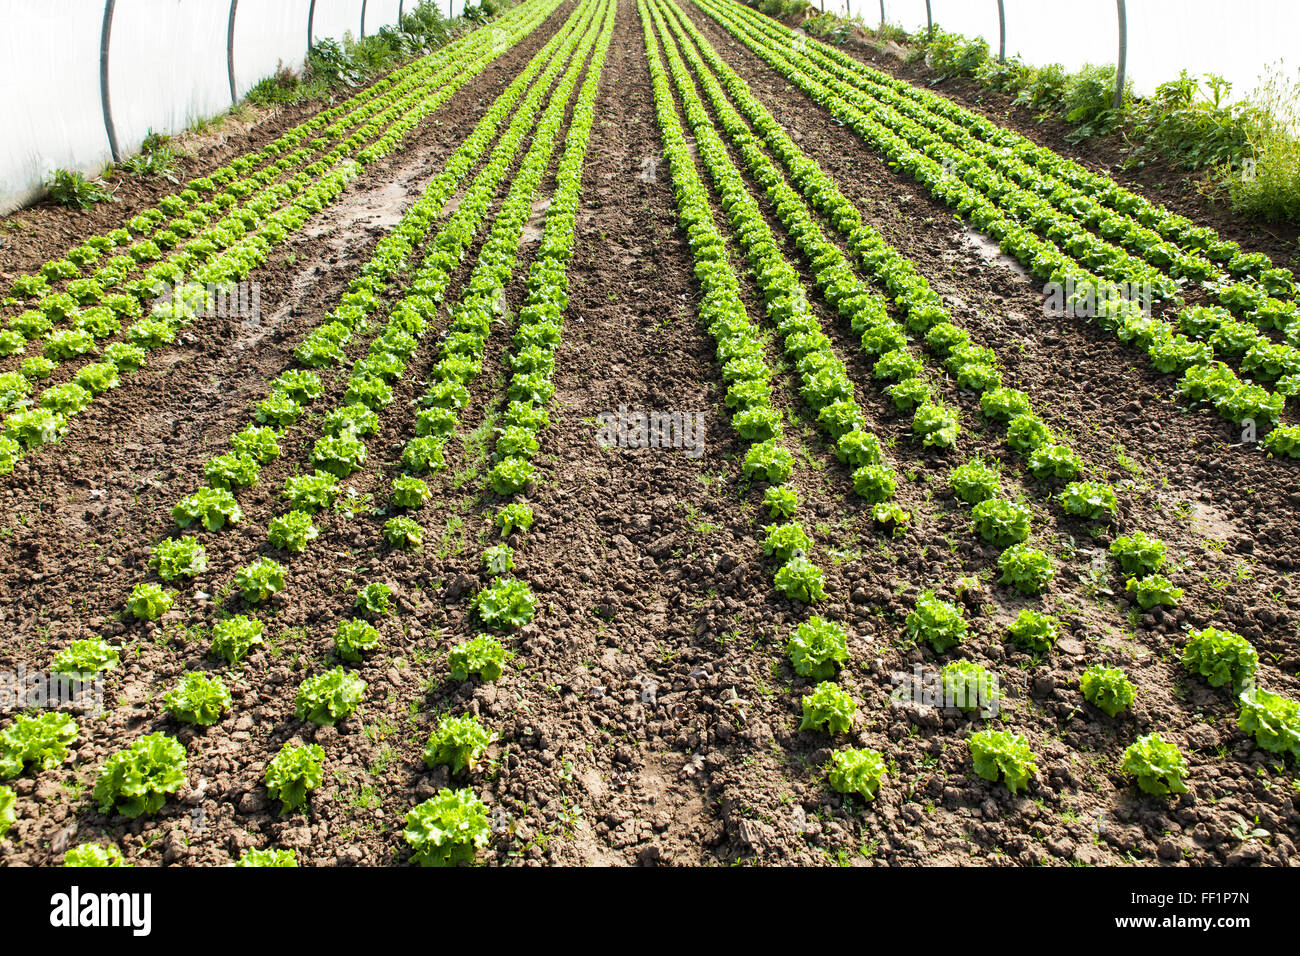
[640,0,1299,816]
[0,0,563,477]
[0,0,613,867]
[691,0,1300,458]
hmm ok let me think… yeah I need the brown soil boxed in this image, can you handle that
[0,0,1296,869]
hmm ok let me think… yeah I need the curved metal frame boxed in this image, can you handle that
[1115,0,1128,108]
[996,0,1006,63]
[99,0,121,163]
[227,0,240,103]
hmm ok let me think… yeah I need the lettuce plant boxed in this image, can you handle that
[73,363,120,395]
[355,582,392,616]
[402,435,447,473]
[383,516,424,549]
[1182,626,1257,691]
[150,536,208,580]
[231,425,280,464]
[799,681,857,734]
[905,591,967,652]
[774,555,827,603]
[1005,412,1052,454]
[482,544,514,576]
[888,377,931,412]
[1060,481,1119,521]
[163,673,231,726]
[173,487,242,531]
[64,843,128,866]
[1121,734,1189,795]
[836,429,883,469]
[997,544,1054,595]
[851,464,897,503]
[475,578,536,630]
[980,387,1032,423]
[234,558,286,603]
[234,847,297,867]
[1109,530,1166,577]
[1026,443,1082,480]
[210,615,264,664]
[1005,609,1059,654]
[273,369,323,402]
[872,501,911,534]
[1079,664,1135,717]
[912,401,960,448]
[51,637,119,676]
[968,729,1037,793]
[941,660,999,714]
[734,405,783,441]
[93,732,187,817]
[950,459,1000,504]
[334,618,379,663]
[269,510,319,553]
[762,522,810,562]
[786,617,849,680]
[125,318,175,349]
[1237,689,1299,758]
[448,636,508,682]
[255,391,302,427]
[4,407,66,449]
[344,376,393,410]
[496,502,533,537]
[124,580,172,624]
[424,714,496,774]
[826,747,886,801]
[416,406,457,438]
[265,743,325,814]
[44,328,96,360]
[0,372,33,409]
[489,457,534,495]
[1262,424,1300,459]
[404,788,491,867]
[742,439,794,483]
[40,383,93,416]
[323,403,380,438]
[282,471,339,513]
[294,668,365,725]
[390,475,430,509]
[311,434,367,478]
[971,498,1031,547]
[1125,573,1182,609]
[0,785,13,839]
[0,712,78,778]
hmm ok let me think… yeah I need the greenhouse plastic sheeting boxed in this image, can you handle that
[0,0,108,215]
[310,0,365,46]
[819,1,1297,103]
[233,1,312,100]
[0,0,408,215]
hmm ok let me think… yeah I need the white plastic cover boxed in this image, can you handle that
[233,0,312,99]
[0,0,418,215]
[311,0,366,46]
[0,0,109,214]
[109,0,232,153]
[848,0,1299,103]
[364,0,404,36]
